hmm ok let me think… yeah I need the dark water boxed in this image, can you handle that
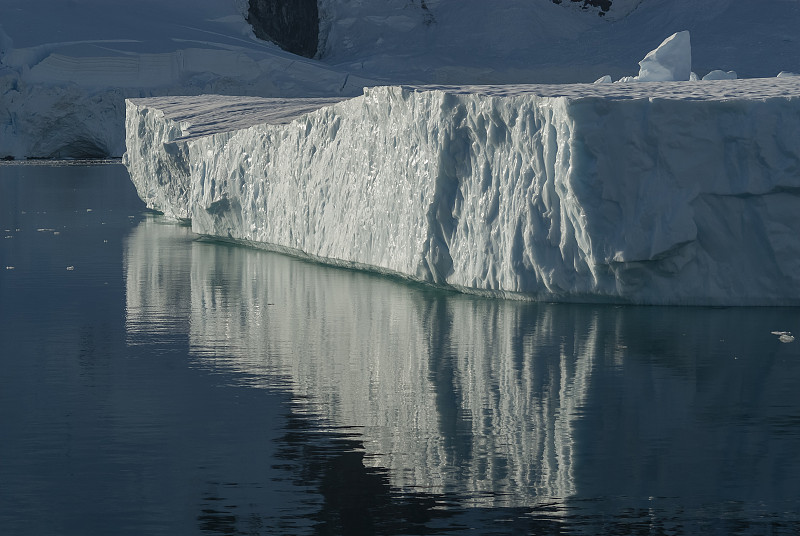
[2,163,800,535]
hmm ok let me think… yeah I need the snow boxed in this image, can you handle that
[125,77,800,305]
[0,0,373,158]
[2,0,800,158]
[318,0,800,84]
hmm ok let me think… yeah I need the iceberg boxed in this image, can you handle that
[613,30,692,84]
[702,70,737,81]
[124,77,800,305]
[636,31,691,82]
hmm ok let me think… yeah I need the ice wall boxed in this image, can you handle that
[124,78,800,305]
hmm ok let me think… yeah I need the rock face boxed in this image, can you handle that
[124,78,800,305]
[552,0,613,15]
[247,0,319,58]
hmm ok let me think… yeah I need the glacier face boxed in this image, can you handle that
[124,78,800,304]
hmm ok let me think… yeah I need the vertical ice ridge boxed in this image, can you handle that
[123,100,193,219]
[418,91,463,284]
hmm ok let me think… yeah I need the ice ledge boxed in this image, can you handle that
[124,79,800,305]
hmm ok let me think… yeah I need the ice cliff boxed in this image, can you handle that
[124,78,800,305]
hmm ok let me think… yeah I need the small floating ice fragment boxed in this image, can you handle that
[66,266,74,271]
[702,70,737,80]
[5,266,14,270]
[771,331,795,343]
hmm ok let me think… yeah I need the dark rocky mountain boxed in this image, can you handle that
[552,0,613,15]
[247,0,320,58]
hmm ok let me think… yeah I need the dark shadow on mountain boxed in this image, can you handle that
[247,0,319,58]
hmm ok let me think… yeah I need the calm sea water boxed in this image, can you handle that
[1,162,800,535]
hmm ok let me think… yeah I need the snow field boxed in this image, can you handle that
[125,78,800,304]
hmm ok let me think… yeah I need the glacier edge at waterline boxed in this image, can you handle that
[123,79,800,305]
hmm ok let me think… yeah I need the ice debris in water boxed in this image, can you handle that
[771,331,795,343]
[66,266,74,271]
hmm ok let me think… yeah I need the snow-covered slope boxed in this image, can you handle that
[317,0,799,84]
[0,0,371,158]
[2,0,799,158]
[124,77,800,305]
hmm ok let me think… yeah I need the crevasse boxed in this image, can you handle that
[124,79,800,305]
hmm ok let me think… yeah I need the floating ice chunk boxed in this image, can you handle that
[637,31,691,82]
[5,266,14,270]
[124,78,800,305]
[702,70,737,81]
[771,331,795,343]
[594,75,612,84]
[66,266,74,271]
[690,72,699,81]
[777,71,800,78]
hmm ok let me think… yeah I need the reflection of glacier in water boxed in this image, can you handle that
[125,215,594,507]
[125,215,800,530]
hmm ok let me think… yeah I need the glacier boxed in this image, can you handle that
[3,1,800,158]
[124,77,800,305]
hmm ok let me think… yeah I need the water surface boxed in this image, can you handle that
[2,162,800,535]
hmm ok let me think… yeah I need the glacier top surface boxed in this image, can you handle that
[407,76,800,101]
[130,77,800,142]
[128,95,348,141]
